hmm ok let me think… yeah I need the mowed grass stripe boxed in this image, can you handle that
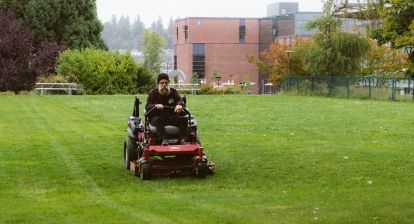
[35,96,178,223]
[1,96,173,224]
[0,95,413,223]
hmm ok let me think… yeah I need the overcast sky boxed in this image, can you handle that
[96,0,324,27]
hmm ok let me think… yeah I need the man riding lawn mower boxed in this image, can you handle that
[123,73,215,180]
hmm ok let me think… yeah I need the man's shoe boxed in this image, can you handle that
[162,139,168,145]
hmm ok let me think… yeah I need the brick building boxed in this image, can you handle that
[173,17,260,92]
[172,2,369,94]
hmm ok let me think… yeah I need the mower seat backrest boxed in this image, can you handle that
[148,124,180,136]
[164,125,180,136]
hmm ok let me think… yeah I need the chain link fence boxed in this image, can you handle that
[282,76,414,101]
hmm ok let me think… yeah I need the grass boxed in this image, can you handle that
[0,95,413,223]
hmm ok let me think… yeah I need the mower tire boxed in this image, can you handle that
[140,163,151,180]
[124,136,138,170]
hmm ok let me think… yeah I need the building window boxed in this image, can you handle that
[183,25,188,40]
[239,19,246,43]
[193,43,204,55]
[174,55,177,70]
[192,44,205,79]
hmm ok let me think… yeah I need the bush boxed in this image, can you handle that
[56,49,154,94]
[37,74,69,83]
[136,66,156,94]
[199,84,243,95]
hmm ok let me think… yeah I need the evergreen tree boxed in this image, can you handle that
[166,17,174,48]
[1,0,106,49]
[132,15,145,50]
[150,16,164,36]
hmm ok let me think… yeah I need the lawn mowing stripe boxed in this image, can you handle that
[20,97,173,223]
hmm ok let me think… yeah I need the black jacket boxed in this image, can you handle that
[145,88,184,111]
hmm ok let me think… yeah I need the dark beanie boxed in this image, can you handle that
[157,73,169,83]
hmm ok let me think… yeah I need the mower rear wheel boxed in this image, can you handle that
[124,136,138,170]
[140,163,151,180]
[195,161,207,178]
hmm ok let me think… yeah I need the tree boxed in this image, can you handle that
[326,0,385,36]
[131,15,145,50]
[372,0,414,74]
[248,40,307,85]
[31,42,67,76]
[0,10,35,92]
[150,16,165,35]
[361,39,407,77]
[1,0,106,50]
[303,0,370,77]
[166,17,174,48]
[142,30,165,75]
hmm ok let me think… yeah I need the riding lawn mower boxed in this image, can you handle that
[123,96,215,180]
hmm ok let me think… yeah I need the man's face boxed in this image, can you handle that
[158,79,170,95]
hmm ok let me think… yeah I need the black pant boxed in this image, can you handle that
[150,115,188,139]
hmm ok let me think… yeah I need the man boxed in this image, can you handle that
[145,73,187,145]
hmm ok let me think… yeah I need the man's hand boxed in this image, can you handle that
[174,104,183,113]
[155,104,164,110]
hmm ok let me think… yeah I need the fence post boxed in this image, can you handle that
[311,76,314,94]
[392,78,396,101]
[368,77,372,98]
[296,77,299,94]
[346,76,350,98]
[411,78,414,100]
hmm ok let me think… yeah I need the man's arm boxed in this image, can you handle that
[145,91,156,111]
[172,89,184,106]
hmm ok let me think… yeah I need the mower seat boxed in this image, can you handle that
[148,124,180,136]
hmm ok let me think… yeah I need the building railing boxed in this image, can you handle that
[35,83,78,95]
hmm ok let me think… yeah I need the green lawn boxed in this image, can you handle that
[0,95,413,223]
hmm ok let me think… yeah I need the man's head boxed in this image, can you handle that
[157,73,170,95]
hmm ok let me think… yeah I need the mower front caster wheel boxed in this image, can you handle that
[140,163,151,180]
[195,161,207,178]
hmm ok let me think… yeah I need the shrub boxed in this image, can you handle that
[199,84,243,95]
[56,49,154,94]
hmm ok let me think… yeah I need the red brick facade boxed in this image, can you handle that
[173,18,260,92]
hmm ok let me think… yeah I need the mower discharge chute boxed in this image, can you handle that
[123,96,215,180]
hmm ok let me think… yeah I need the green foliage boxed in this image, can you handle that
[135,65,156,93]
[304,13,370,77]
[361,39,408,77]
[191,72,200,84]
[372,0,414,74]
[211,70,221,81]
[0,95,414,223]
[56,49,154,94]
[142,30,165,74]
[198,84,242,94]
[372,0,414,48]
[1,0,106,49]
